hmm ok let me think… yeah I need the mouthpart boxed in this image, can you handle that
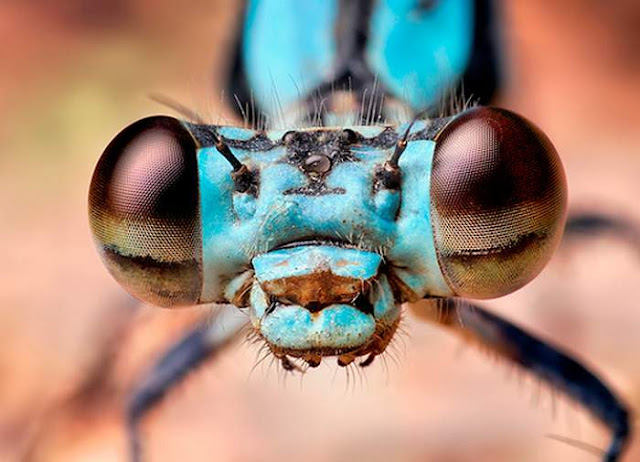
[245,245,401,367]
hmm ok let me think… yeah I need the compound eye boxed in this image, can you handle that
[89,116,202,306]
[430,107,567,299]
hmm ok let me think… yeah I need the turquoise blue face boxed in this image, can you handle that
[197,122,450,362]
[90,108,567,365]
[198,123,448,304]
[241,0,473,117]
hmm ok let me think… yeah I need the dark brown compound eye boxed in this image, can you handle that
[430,107,567,299]
[89,116,202,307]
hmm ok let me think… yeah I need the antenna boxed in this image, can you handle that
[387,108,429,168]
[376,109,429,189]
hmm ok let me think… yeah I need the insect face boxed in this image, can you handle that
[89,107,566,367]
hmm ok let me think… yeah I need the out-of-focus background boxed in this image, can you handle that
[1,1,640,461]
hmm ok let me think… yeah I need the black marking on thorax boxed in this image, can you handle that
[305,0,391,125]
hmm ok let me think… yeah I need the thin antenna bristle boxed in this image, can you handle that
[388,107,429,166]
[148,93,205,124]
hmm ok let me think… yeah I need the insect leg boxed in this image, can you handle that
[564,211,640,251]
[414,298,631,462]
[127,305,248,462]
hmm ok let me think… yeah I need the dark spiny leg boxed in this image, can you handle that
[415,298,631,462]
[359,353,376,368]
[127,306,248,462]
[564,212,640,251]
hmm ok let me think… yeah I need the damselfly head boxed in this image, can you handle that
[89,107,566,366]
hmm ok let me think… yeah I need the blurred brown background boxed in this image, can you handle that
[1,1,640,461]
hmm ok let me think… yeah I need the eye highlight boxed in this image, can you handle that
[430,107,567,299]
[89,116,202,307]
